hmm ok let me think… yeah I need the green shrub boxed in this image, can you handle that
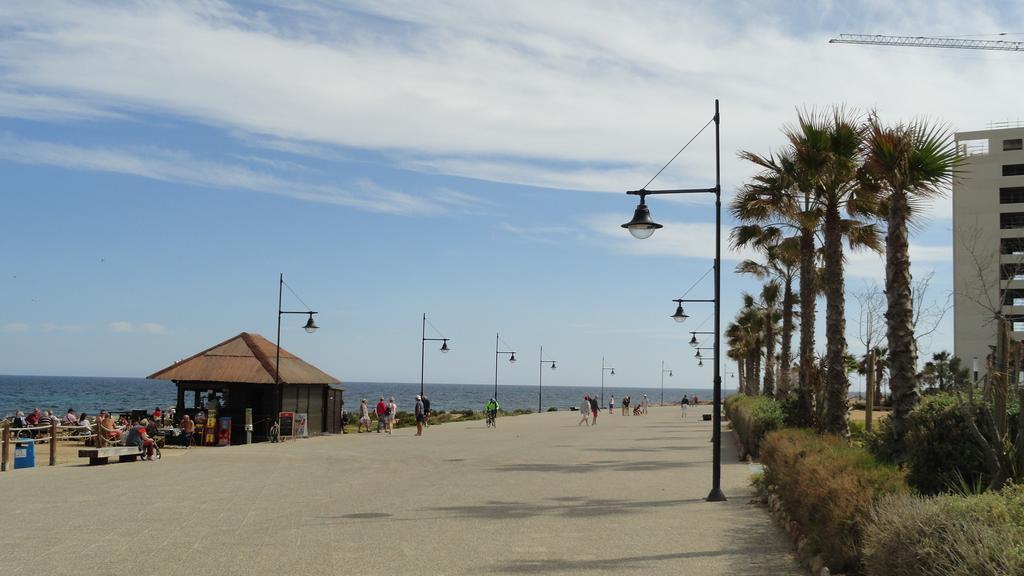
[546,407,558,412]
[867,394,995,495]
[760,429,908,573]
[863,485,1024,576]
[725,394,785,458]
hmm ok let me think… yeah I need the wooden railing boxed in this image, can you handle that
[0,420,104,471]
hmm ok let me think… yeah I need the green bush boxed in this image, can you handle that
[725,394,785,458]
[760,429,908,573]
[863,485,1024,576]
[867,394,995,495]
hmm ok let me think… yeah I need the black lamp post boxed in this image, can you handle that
[420,313,451,397]
[494,333,516,400]
[538,346,557,413]
[275,273,319,424]
[661,361,673,405]
[621,99,725,502]
[601,357,615,406]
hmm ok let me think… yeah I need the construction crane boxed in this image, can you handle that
[830,34,1024,52]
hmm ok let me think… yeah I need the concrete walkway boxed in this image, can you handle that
[0,404,801,575]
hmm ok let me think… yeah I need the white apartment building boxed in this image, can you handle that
[953,126,1024,377]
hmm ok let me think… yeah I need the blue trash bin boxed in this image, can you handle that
[14,439,35,469]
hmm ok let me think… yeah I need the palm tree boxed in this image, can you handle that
[734,235,800,399]
[863,116,960,454]
[787,108,882,435]
[733,149,820,424]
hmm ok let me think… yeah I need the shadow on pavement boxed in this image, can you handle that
[488,549,732,574]
[429,496,704,521]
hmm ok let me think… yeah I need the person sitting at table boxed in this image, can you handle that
[26,408,41,426]
[64,408,79,426]
[126,419,156,460]
[153,406,162,423]
[100,412,122,441]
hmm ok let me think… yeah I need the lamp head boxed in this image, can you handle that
[303,313,319,333]
[671,299,688,323]
[622,196,662,239]
[551,361,557,370]
[695,350,701,358]
[509,352,516,363]
[688,334,699,348]
[668,370,673,377]
[440,340,450,353]
[610,368,615,376]
[698,359,704,367]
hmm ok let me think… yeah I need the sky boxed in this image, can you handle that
[1,0,1020,390]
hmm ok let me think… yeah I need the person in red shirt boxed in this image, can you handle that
[153,407,162,423]
[375,397,388,433]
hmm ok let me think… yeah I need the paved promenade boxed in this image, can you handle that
[0,404,800,575]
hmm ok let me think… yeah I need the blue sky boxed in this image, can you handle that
[1,0,1019,389]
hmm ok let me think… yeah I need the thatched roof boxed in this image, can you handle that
[147,332,341,385]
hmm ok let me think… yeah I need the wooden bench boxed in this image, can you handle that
[78,446,143,465]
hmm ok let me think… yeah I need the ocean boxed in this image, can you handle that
[0,375,722,418]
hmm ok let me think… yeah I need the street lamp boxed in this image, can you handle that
[661,361,673,405]
[538,346,557,413]
[420,313,451,398]
[494,333,516,400]
[275,273,319,425]
[621,99,726,502]
[689,331,714,349]
[601,357,615,406]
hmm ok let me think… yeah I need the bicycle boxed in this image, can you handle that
[485,410,497,428]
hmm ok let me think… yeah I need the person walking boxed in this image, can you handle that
[358,399,371,432]
[589,395,600,425]
[387,396,398,434]
[578,395,591,426]
[641,394,649,415]
[375,396,388,433]
[622,396,630,416]
[680,394,690,419]
[609,395,615,415]
[414,395,426,436]
[421,394,431,427]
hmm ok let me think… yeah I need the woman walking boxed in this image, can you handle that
[578,395,591,426]
[387,396,398,434]
[358,399,371,433]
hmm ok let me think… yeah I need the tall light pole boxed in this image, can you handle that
[661,361,673,405]
[538,346,557,413]
[494,333,516,400]
[601,357,615,406]
[420,313,450,397]
[622,99,726,502]
[275,273,318,426]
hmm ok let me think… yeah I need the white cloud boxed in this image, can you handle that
[39,323,84,333]
[0,133,452,215]
[109,321,165,334]
[584,213,757,262]
[1,322,30,333]
[0,1,1013,195]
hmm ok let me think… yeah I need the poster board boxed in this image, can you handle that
[278,411,294,440]
[217,417,231,446]
[295,413,308,438]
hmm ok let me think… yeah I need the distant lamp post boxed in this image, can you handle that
[601,357,615,405]
[494,333,516,400]
[275,273,319,422]
[420,313,451,397]
[661,361,673,405]
[621,99,726,502]
[538,346,557,413]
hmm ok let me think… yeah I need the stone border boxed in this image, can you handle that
[754,478,840,576]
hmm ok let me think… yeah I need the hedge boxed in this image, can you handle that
[760,428,907,573]
[863,485,1024,576]
[724,393,785,458]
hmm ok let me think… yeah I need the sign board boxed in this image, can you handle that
[295,413,308,438]
[278,412,294,440]
[204,408,218,446]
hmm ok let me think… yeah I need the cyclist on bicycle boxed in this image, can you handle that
[485,398,499,427]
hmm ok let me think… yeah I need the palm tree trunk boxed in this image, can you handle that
[798,223,816,426]
[764,312,776,397]
[823,202,850,435]
[737,360,746,395]
[886,191,918,453]
[747,352,758,395]
[779,279,794,398]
